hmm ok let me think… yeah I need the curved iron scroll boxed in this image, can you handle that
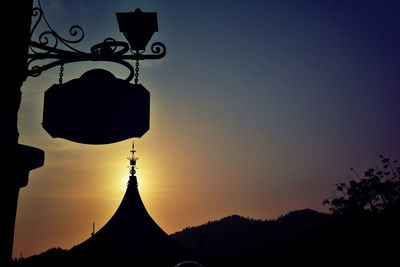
[28,0,166,81]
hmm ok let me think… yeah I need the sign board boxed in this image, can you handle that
[42,69,150,144]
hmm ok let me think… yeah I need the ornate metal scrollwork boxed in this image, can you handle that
[27,0,166,82]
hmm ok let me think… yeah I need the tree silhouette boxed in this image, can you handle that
[323,155,400,215]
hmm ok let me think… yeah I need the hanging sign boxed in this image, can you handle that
[42,69,150,144]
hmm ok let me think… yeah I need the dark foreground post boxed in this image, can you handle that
[1,1,44,265]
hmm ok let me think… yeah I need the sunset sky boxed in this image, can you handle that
[15,0,400,258]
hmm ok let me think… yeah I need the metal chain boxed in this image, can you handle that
[59,64,64,84]
[134,60,140,84]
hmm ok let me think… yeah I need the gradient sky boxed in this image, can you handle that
[14,0,400,258]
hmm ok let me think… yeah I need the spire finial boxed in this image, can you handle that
[128,140,138,186]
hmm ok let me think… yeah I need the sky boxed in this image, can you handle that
[14,0,400,258]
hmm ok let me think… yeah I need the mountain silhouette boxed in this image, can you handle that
[171,209,329,266]
[13,208,399,266]
[171,209,399,266]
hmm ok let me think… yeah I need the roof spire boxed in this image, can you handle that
[67,139,193,265]
[128,140,139,186]
[91,222,95,237]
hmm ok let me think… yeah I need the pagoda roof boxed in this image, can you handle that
[67,176,194,266]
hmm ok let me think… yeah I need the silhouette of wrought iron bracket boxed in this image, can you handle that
[27,2,166,82]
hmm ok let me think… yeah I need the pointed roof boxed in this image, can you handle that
[66,145,194,266]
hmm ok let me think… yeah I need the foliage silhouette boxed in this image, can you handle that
[323,155,400,215]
